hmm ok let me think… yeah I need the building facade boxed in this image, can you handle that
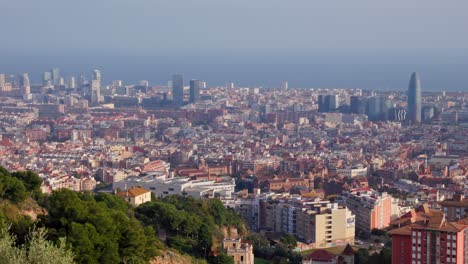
[408,72,422,124]
[341,188,394,235]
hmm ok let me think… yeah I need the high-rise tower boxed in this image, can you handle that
[20,73,31,95]
[172,74,184,104]
[51,68,60,85]
[69,76,76,89]
[43,71,52,86]
[91,69,102,104]
[189,79,201,103]
[0,74,5,90]
[407,72,422,124]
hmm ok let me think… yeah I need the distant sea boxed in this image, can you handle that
[1,52,467,92]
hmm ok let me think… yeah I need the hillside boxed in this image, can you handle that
[0,167,246,264]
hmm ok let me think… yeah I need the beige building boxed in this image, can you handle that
[296,203,355,248]
[223,237,254,264]
[116,187,152,206]
[261,198,355,247]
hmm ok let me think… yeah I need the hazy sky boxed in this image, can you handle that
[2,0,468,55]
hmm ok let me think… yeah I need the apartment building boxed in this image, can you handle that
[341,188,394,235]
[440,194,468,221]
[389,211,468,264]
[296,203,355,248]
[260,198,355,247]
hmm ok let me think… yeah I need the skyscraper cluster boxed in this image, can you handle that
[318,94,340,112]
[172,74,201,105]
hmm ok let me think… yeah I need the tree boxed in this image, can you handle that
[207,253,234,264]
[280,234,297,248]
[0,227,74,264]
[355,248,369,264]
[11,171,42,199]
[40,189,161,264]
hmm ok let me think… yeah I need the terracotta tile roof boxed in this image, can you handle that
[455,217,468,226]
[305,249,336,261]
[116,187,150,198]
[341,244,355,256]
[389,225,413,236]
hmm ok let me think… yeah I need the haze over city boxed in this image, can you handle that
[0,1,467,264]
[1,0,468,90]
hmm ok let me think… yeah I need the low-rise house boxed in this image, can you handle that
[116,186,151,206]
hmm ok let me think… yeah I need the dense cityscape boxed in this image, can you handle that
[0,66,466,263]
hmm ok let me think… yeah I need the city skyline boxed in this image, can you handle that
[0,1,467,263]
[0,64,465,92]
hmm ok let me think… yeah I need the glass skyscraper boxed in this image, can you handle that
[172,74,184,104]
[189,79,201,103]
[407,72,422,124]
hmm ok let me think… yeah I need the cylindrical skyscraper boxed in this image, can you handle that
[407,72,422,124]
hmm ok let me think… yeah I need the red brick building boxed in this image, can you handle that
[390,211,468,264]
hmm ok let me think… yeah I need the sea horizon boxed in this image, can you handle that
[1,51,467,92]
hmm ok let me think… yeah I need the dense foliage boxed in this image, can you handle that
[0,167,42,203]
[136,195,245,259]
[246,233,303,264]
[0,227,74,264]
[0,166,251,263]
[38,189,163,264]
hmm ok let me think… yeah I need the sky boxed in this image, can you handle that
[1,0,468,90]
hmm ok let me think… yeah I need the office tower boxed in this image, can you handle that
[319,94,339,112]
[91,80,100,104]
[350,96,368,114]
[318,95,328,112]
[422,105,434,123]
[0,74,5,90]
[390,107,407,122]
[407,72,422,124]
[43,71,52,86]
[382,98,392,121]
[189,79,201,103]
[281,81,289,90]
[226,82,235,89]
[19,73,31,95]
[112,80,123,87]
[139,80,149,87]
[59,77,65,86]
[350,96,360,113]
[91,69,102,104]
[68,76,76,89]
[200,81,207,89]
[51,68,60,85]
[0,74,12,92]
[79,74,87,86]
[92,69,102,83]
[172,74,184,104]
[367,96,389,121]
[328,95,339,111]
